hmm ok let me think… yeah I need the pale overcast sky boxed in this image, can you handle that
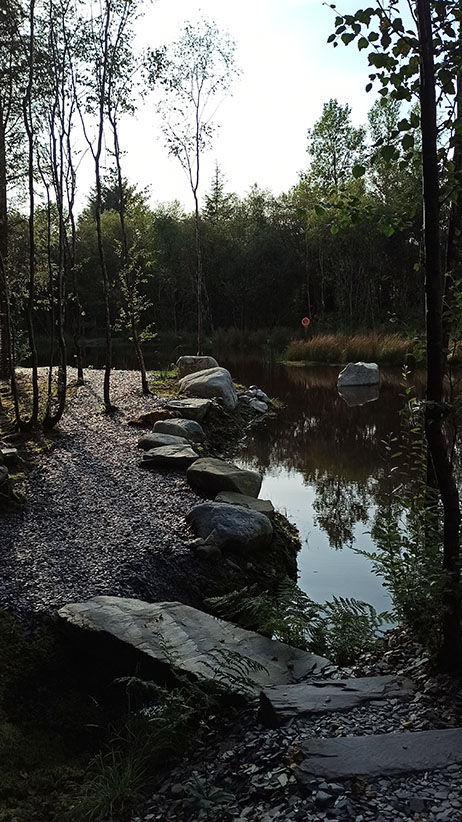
[99,0,375,210]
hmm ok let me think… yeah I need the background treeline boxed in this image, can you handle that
[8,95,424,362]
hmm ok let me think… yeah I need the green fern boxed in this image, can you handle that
[207,579,387,666]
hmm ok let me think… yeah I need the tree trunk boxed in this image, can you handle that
[416,0,461,670]
[22,0,39,429]
[194,193,203,355]
[0,113,10,379]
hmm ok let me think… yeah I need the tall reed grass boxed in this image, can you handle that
[285,332,416,365]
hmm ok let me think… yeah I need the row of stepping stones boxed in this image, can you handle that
[136,381,276,554]
[60,597,462,788]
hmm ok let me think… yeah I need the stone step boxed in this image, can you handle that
[297,729,462,783]
[141,444,199,469]
[59,597,331,697]
[259,674,413,725]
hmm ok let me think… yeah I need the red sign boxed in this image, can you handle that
[301,317,310,327]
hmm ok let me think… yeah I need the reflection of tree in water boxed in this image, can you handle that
[312,472,370,550]
[233,363,427,550]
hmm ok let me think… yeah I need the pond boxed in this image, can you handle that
[223,359,428,616]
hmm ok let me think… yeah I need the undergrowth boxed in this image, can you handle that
[207,577,387,666]
[360,376,444,650]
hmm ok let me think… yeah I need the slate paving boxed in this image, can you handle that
[131,631,462,822]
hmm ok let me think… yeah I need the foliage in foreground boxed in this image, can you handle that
[207,578,387,666]
[361,386,445,650]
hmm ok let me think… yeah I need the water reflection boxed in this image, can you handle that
[225,360,427,611]
[338,383,380,407]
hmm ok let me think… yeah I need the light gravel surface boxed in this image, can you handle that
[0,368,203,622]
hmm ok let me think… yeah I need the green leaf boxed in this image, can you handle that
[381,144,397,162]
[330,225,340,235]
[358,36,369,50]
[365,81,373,92]
[402,133,414,151]
[398,118,411,131]
[314,204,326,217]
[352,164,366,179]
[341,32,356,45]
[382,224,395,238]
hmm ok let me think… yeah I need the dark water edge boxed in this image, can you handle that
[225,359,430,618]
[28,342,425,616]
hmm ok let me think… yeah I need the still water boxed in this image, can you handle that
[224,360,427,615]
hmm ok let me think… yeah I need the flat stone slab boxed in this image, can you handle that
[186,502,273,552]
[215,492,275,520]
[260,675,413,722]
[179,367,237,410]
[141,444,198,469]
[153,418,205,443]
[297,729,462,782]
[187,457,262,498]
[0,446,18,466]
[177,355,219,378]
[166,398,212,422]
[59,597,330,696]
[138,432,190,450]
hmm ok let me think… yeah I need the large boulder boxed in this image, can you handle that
[58,597,330,696]
[215,491,275,520]
[337,362,379,387]
[179,367,237,410]
[177,355,219,378]
[153,418,205,443]
[187,502,273,552]
[138,432,190,450]
[141,445,198,469]
[166,398,211,422]
[187,457,262,498]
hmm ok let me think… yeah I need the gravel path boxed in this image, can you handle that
[0,369,202,621]
[134,636,462,822]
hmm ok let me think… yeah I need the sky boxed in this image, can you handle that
[100,0,377,211]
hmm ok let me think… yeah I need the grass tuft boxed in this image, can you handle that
[285,332,416,365]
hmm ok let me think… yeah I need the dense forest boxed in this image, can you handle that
[0,0,430,385]
[7,98,424,356]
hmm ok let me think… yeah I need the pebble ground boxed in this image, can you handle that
[2,368,461,822]
[1,368,202,622]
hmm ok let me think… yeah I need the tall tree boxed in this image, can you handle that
[307,98,365,192]
[331,0,462,669]
[154,19,238,354]
[0,1,27,379]
[75,0,141,411]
